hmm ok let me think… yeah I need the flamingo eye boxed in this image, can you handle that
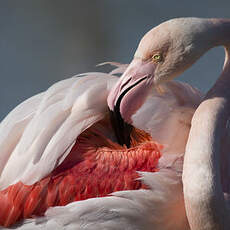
[152,54,163,63]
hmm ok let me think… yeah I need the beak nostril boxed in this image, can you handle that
[120,78,132,91]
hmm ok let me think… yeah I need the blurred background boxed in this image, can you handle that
[0,0,230,120]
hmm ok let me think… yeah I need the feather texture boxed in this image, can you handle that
[0,63,202,229]
[0,74,117,189]
[7,154,189,230]
[132,81,202,154]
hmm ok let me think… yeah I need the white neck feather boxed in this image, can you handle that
[182,40,230,229]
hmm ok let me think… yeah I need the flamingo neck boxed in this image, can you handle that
[211,19,230,47]
[182,40,230,229]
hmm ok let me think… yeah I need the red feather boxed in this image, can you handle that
[0,121,162,227]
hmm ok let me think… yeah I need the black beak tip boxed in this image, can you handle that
[109,108,133,148]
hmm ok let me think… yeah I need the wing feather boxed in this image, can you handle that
[11,155,188,230]
[0,63,201,230]
[0,75,118,189]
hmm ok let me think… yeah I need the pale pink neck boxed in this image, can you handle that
[212,19,230,47]
[183,28,230,229]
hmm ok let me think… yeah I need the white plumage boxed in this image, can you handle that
[0,64,202,229]
[0,74,117,189]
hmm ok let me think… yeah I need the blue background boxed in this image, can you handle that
[0,0,229,120]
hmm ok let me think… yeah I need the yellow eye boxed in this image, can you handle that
[152,54,162,63]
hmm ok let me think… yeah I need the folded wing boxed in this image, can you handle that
[0,74,118,189]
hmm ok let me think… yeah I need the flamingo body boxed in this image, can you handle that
[0,63,201,229]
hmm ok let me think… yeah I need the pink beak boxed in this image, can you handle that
[107,58,156,146]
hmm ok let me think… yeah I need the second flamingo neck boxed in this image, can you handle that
[182,43,230,230]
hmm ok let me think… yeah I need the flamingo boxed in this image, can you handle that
[0,64,200,230]
[0,17,229,229]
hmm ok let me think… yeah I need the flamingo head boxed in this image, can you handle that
[108,17,220,146]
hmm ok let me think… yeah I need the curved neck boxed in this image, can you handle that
[183,42,230,230]
[212,19,230,47]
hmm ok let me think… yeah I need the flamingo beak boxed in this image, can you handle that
[107,59,156,147]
